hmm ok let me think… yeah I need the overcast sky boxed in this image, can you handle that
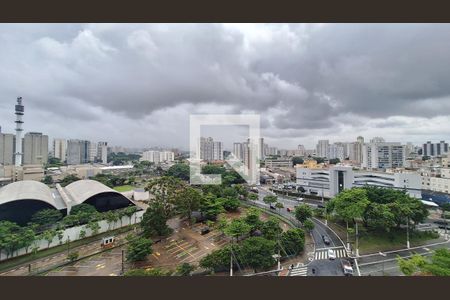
[1,23,450,150]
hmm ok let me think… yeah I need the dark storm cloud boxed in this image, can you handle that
[1,23,450,148]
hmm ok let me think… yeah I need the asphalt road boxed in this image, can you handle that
[255,186,348,276]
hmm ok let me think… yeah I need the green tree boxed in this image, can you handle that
[224,219,251,242]
[240,237,276,272]
[141,201,173,237]
[176,263,196,276]
[104,211,119,230]
[243,208,262,232]
[275,202,284,213]
[79,228,87,239]
[303,219,315,232]
[199,245,236,272]
[30,209,63,228]
[42,229,57,249]
[126,235,153,262]
[87,221,100,235]
[280,228,305,256]
[124,206,138,225]
[222,187,238,198]
[329,158,340,165]
[67,251,79,262]
[263,195,277,206]
[294,204,313,223]
[166,163,190,181]
[260,217,282,241]
[292,157,304,166]
[60,174,81,187]
[175,187,202,222]
[248,193,258,202]
[199,193,225,220]
[42,175,53,185]
[218,197,240,212]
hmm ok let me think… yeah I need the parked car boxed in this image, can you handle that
[297,197,304,202]
[200,227,210,235]
[269,205,276,210]
[287,207,293,212]
[328,249,336,260]
[322,235,331,245]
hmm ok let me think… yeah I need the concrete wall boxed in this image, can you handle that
[0,210,144,261]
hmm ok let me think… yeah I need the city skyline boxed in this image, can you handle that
[1,24,450,149]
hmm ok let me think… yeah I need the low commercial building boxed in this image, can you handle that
[0,179,136,225]
[265,159,292,168]
[296,165,422,198]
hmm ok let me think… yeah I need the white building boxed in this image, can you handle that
[328,143,345,161]
[200,137,223,161]
[296,165,421,198]
[53,138,67,162]
[362,142,405,170]
[141,150,174,163]
[316,140,329,158]
[23,132,49,165]
[97,141,108,164]
[0,133,14,166]
[233,142,243,160]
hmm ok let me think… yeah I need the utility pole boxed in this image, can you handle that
[121,249,125,274]
[355,221,359,257]
[67,237,70,255]
[346,221,350,252]
[379,252,387,275]
[230,246,233,277]
[406,216,410,249]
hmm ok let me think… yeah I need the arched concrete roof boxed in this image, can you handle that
[0,180,58,209]
[64,179,127,206]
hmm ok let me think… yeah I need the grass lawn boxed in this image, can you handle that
[327,219,441,254]
[113,185,135,192]
[358,229,440,254]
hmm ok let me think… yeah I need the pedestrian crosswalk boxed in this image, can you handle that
[289,264,308,276]
[314,247,347,260]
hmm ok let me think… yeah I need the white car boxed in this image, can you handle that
[328,249,336,260]
[297,197,304,201]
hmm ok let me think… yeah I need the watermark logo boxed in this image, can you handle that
[189,114,260,185]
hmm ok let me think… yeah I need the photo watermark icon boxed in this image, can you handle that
[189,114,260,185]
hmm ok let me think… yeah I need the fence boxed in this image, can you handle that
[0,210,144,262]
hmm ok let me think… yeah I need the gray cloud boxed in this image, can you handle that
[1,24,450,149]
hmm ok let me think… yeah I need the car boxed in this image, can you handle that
[297,197,304,201]
[287,207,293,212]
[269,205,276,210]
[328,249,336,260]
[341,259,354,276]
[200,227,210,235]
[322,235,331,245]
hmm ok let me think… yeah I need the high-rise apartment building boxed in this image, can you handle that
[422,141,448,157]
[297,144,306,156]
[233,142,243,160]
[53,138,67,162]
[328,143,345,161]
[316,140,329,158]
[200,137,223,161]
[0,133,14,166]
[67,139,90,165]
[362,142,405,169]
[23,132,48,165]
[97,141,108,164]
